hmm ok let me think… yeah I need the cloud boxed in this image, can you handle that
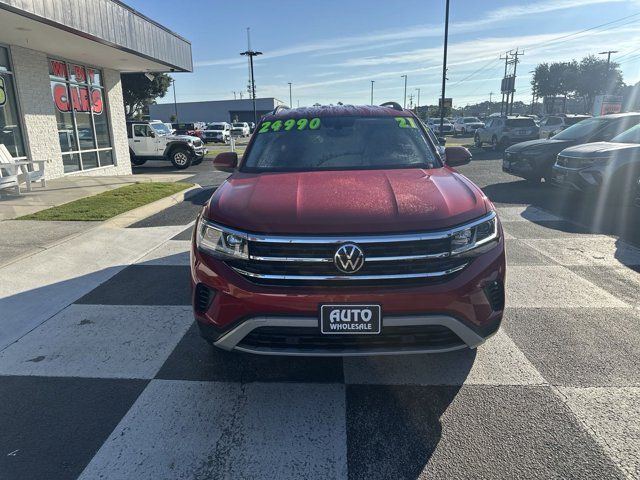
[193,0,625,67]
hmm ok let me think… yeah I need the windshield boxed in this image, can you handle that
[464,117,480,123]
[506,118,536,128]
[150,123,171,135]
[207,124,226,130]
[242,115,439,172]
[233,123,244,127]
[552,117,608,140]
[611,124,640,144]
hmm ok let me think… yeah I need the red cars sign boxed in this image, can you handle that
[50,60,103,115]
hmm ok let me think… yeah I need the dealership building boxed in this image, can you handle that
[0,0,192,180]
[149,98,286,124]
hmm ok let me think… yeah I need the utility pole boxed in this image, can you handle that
[288,82,292,108]
[172,78,178,122]
[509,49,523,115]
[439,0,450,133]
[408,93,414,109]
[598,50,618,67]
[370,80,375,105]
[415,88,421,109]
[489,91,493,103]
[500,51,510,115]
[240,28,263,126]
[232,91,237,100]
[401,75,407,108]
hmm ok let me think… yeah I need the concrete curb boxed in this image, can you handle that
[0,183,202,269]
[106,183,201,228]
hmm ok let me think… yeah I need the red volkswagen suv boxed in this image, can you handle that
[190,104,505,356]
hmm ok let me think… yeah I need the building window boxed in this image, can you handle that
[49,59,113,173]
[0,46,26,159]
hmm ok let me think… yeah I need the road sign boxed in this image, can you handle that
[439,98,452,108]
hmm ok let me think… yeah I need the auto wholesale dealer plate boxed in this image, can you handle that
[320,305,381,335]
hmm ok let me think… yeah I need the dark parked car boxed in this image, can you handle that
[552,123,640,204]
[192,104,505,356]
[502,113,640,183]
[474,116,539,150]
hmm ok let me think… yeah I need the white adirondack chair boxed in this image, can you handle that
[0,145,20,195]
[0,144,46,193]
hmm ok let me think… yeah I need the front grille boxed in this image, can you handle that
[238,325,464,351]
[556,155,600,169]
[223,212,497,286]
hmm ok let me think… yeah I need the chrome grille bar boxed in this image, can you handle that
[231,263,467,281]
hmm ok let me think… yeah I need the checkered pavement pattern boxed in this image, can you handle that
[1,205,639,480]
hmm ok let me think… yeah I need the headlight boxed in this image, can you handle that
[450,214,498,255]
[196,217,248,259]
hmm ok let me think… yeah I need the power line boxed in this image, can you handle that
[450,57,501,87]
[451,12,640,101]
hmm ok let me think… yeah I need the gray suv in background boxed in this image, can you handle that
[539,114,591,139]
[474,116,539,150]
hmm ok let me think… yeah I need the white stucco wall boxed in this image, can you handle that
[10,45,62,179]
[9,46,131,180]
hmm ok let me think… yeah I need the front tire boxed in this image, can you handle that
[474,134,482,148]
[491,136,499,151]
[170,147,192,170]
[130,156,147,166]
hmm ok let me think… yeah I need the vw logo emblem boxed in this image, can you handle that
[334,243,365,274]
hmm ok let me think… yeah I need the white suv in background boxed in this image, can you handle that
[538,115,591,139]
[203,123,231,144]
[453,117,485,136]
[231,122,250,137]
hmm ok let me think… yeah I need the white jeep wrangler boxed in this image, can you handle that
[127,120,207,169]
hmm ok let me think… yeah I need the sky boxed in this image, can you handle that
[126,0,640,108]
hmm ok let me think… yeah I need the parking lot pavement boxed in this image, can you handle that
[2,151,640,479]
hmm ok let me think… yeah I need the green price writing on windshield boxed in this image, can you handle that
[259,117,321,133]
[395,117,417,129]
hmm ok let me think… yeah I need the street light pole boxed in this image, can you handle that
[401,75,407,108]
[172,78,178,123]
[241,49,263,126]
[415,88,421,109]
[439,0,450,133]
[288,82,292,108]
[370,80,375,105]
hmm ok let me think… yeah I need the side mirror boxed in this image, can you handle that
[437,136,446,145]
[444,146,472,166]
[213,151,238,173]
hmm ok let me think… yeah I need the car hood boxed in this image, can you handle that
[560,142,640,157]
[206,168,488,234]
[506,138,573,154]
[165,134,197,142]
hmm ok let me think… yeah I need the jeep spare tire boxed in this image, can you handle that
[170,147,192,169]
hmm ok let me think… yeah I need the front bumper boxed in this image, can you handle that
[550,165,605,192]
[502,153,538,178]
[190,235,505,356]
[193,146,207,158]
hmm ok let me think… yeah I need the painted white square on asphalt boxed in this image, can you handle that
[495,206,561,223]
[559,387,640,479]
[506,265,629,308]
[524,237,640,267]
[0,305,193,379]
[343,330,546,386]
[79,380,347,480]
[135,240,190,266]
